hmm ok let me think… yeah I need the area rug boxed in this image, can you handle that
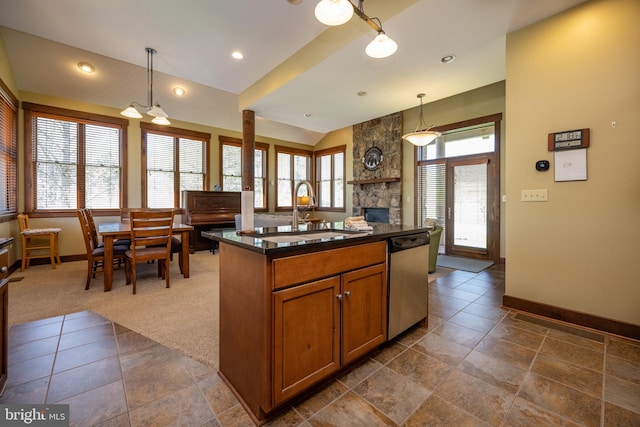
[7,251,221,369]
[436,255,494,273]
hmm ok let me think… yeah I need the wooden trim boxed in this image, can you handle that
[274,145,313,157]
[314,145,346,156]
[503,295,640,340]
[139,121,211,141]
[347,178,401,185]
[22,102,129,126]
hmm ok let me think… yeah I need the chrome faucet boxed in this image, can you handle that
[292,180,315,230]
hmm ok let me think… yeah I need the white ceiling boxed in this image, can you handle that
[0,0,586,145]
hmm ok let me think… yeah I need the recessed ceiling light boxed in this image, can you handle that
[231,51,244,60]
[440,54,456,64]
[173,87,186,96]
[77,62,95,73]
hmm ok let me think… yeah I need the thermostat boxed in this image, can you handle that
[536,160,550,171]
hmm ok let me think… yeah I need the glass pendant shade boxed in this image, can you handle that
[315,0,354,26]
[402,130,441,146]
[151,116,171,125]
[120,105,143,119]
[365,32,398,58]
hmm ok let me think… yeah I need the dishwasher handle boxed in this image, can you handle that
[389,233,429,253]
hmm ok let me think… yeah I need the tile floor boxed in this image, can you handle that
[1,265,640,426]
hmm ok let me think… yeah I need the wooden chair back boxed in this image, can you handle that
[126,209,175,294]
[77,209,92,253]
[17,213,30,233]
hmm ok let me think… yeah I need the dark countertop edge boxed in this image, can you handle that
[201,223,430,256]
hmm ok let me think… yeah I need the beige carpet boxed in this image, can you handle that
[7,252,453,371]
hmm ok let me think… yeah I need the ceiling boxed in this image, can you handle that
[0,0,587,146]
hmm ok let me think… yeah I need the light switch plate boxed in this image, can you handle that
[521,189,548,202]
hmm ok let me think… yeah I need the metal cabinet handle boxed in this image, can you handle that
[344,291,351,297]
[336,294,342,301]
[0,266,7,273]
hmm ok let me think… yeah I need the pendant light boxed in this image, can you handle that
[402,93,440,146]
[120,47,171,125]
[315,0,397,59]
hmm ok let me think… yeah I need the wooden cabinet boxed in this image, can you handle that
[218,240,387,424]
[272,263,386,405]
[273,276,340,404]
[341,264,387,365]
[0,241,11,396]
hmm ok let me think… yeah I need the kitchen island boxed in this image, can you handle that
[202,222,429,425]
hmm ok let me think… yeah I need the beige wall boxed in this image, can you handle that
[505,0,640,325]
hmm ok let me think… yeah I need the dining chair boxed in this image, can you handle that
[121,208,183,274]
[85,209,130,250]
[17,213,62,271]
[77,209,128,290]
[125,209,175,294]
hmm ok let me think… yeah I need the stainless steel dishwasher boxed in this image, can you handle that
[387,232,430,340]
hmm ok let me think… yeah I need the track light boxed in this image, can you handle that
[315,0,397,58]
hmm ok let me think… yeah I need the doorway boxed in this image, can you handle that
[416,114,501,263]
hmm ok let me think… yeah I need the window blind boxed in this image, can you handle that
[0,83,17,214]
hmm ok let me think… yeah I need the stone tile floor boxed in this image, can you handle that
[1,265,639,426]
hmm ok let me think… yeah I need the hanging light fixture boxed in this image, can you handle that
[402,93,441,146]
[120,47,171,125]
[315,0,353,26]
[315,0,397,58]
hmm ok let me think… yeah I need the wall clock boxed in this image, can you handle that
[363,147,383,171]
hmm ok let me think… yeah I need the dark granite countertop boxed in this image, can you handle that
[202,222,429,256]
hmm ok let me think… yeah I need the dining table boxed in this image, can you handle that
[97,221,193,292]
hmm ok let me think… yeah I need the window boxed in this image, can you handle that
[275,145,312,209]
[0,79,17,217]
[23,103,127,215]
[141,123,210,208]
[219,136,268,210]
[314,145,345,211]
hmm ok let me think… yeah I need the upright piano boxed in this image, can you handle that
[182,191,241,251]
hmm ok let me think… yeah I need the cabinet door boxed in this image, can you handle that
[341,263,387,365]
[273,276,341,405]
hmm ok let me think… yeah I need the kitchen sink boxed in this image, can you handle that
[258,230,368,243]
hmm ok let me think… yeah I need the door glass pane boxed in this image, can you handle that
[453,163,487,249]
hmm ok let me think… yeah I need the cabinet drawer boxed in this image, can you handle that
[272,241,386,290]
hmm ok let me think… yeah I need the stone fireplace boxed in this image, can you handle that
[350,112,402,225]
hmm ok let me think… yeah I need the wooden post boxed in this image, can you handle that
[240,110,255,231]
[242,110,255,191]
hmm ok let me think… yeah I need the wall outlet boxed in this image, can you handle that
[521,189,548,202]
